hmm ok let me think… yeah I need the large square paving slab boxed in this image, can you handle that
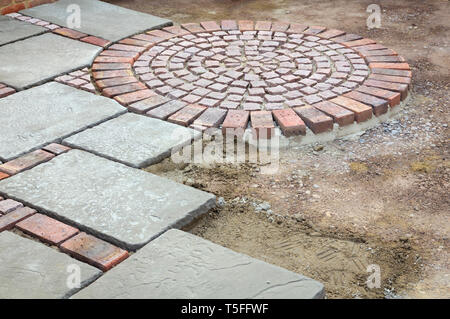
[0,82,125,162]
[0,33,101,89]
[21,0,172,42]
[73,229,325,299]
[0,150,216,250]
[0,15,47,46]
[63,113,201,168]
[0,231,101,299]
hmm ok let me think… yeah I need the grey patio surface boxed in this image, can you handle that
[0,15,46,46]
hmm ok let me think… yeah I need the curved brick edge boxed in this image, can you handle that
[89,20,412,138]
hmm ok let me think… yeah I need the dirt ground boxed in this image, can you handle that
[107,0,449,298]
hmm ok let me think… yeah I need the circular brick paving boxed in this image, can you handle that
[91,20,412,137]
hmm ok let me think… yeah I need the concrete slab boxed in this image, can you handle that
[63,113,201,168]
[21,0,172,42]
[0,231,101,299]
[0,150,216,250]
[0,82,125,162]
[0,15,47,46]
[73,229,325,299]
[0,33,100,89]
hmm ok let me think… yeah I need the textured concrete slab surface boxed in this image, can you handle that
[0,15,47,46]
[0,82,126,162]
[64,113,201,168]
[0,150,216,250]
[21,0,172,42]
[73,229,325,299]
[0,33,100,89]
[0,231,101,299]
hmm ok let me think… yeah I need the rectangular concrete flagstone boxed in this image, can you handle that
[0,231,101,299]
[72,229,325,299]
[21,0,172,42]
[0,150,216,250]
[63,113,201,168]
[0,82,126,162]
[0,15,47,46]
[0,33,101,90]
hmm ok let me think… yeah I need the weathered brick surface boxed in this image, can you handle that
[60,232,129,271]
[80,36,111,47]
[168,104,207,126]
[0,87,16,98]
[114,89,156,105]
[362,79,408,100]
[42,143,71,155]
[0,150,55,175]
[368,62,410,70]
[16,213,79,245]
[200,21,221,32]
[222,110,250,134]
[102,82,147,98]
[356,85,401,107]
[0,207,35,232]
[0,199,23,215]
[272,108,306,136]
[0,172,9,181]
[313,101,355,126]
[53,28,87,39]
[344,91,389,116]
[128,95,171,113]
[193,107,227,128]
[95,76,138,89]
[330,96,373,123]
[250,111,275,139]
[146,100,187,120]
[254,21,272,31]
[293,105,333,134]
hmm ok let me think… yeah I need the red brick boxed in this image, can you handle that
[193,107,227,128]
[344,91,389,116]
[313,101,355,126]
[146,101,187,120]
[67,78,88,88]
[0,87,15,98]
[60,232,129,271]
[221,20,237,30]
[200,21,221,32]
[254,21,272,31]
[1,3,26,15]
[168,104,207,126]
[94,56,134,64]
[95,76,138,89]
[92,69,134,80]
[181,23,205,33]
[109,44,146,53]
[80,36,111,47]
[163,25,191,36]
[42,143,71,155]
[271,21,290,32]
[369,62,410,70]
[356,85,401,107]
[0,199,23,214]
[293,105,333,134]
[371,68,412,78]
[146,29,175,39]
[362,79,408,100]
[102,82,147,98]
[119,38,152,47]
[330,96,373,123]
[114,89,156,105]
[238,20,254,31]
[332,33,362,43]
[53,27,87,39]
[132,33,162,43]
[16,213,78,245]
[353,43,388,52]
[0,150,55,175]
[368,74,411,86]
[303,26,327,35]
[286,23,308,34]
[366,55,405,63]
[222,110,250,134]
[100,50,139,59]
[317,29,345,39]
[342,38,375,47]
[250,111,275,139]
[0,207,35,232]
[0,172,9,181]
[272,108,306,137]
[91,63,130,71]
[358,49,397,57]
[128,95,170,113]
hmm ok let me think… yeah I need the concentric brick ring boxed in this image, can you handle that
[91,20,412,138]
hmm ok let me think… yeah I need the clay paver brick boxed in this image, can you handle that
[254,21,272,31]
[366,55,405,63]
[272,108,306,136]
[42,143,71,155]
[81,36,111,47]
[318,29,345,39]
[200,21,221,32]
[0,172,9,181]
[0,87,16,98]
[368,62,410,70]
[119,38,152,47]
[163,25,190,36]
[0,207,35,232]
[0,199,23,214]
[221,20,238,30]
[0,150,55,175]
[95,56,134,64]
[193,107,227,128]
[250,111,275,139]
[147,29,175,39]
[102,82,147,98]
[60,232,129,271]
[93,69,133,80]
[128,95,171,113]
[92,63,131,71]
[330,96,373,123]
[342,38,375,47]
[16,213,79,245]
[286,23,308,34]
[356,85,401,107]
[114,89,156,105]
[362,79,408,100]
[313,101,355,126]
[332,33,362,43]
[181,23,205,33]
[109,44,146,53]
[238,20,254,31]
[96,76,138,89]
[146,100,187,120]
[371,68,412,77]
[53,27,87,39]
[271,21,290,32]
[168,104,207,126]
[100,50,139,59]
[294,105,333,134]
[344,91,389,116]
[368,74,411,86]
[222,110,250,134]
